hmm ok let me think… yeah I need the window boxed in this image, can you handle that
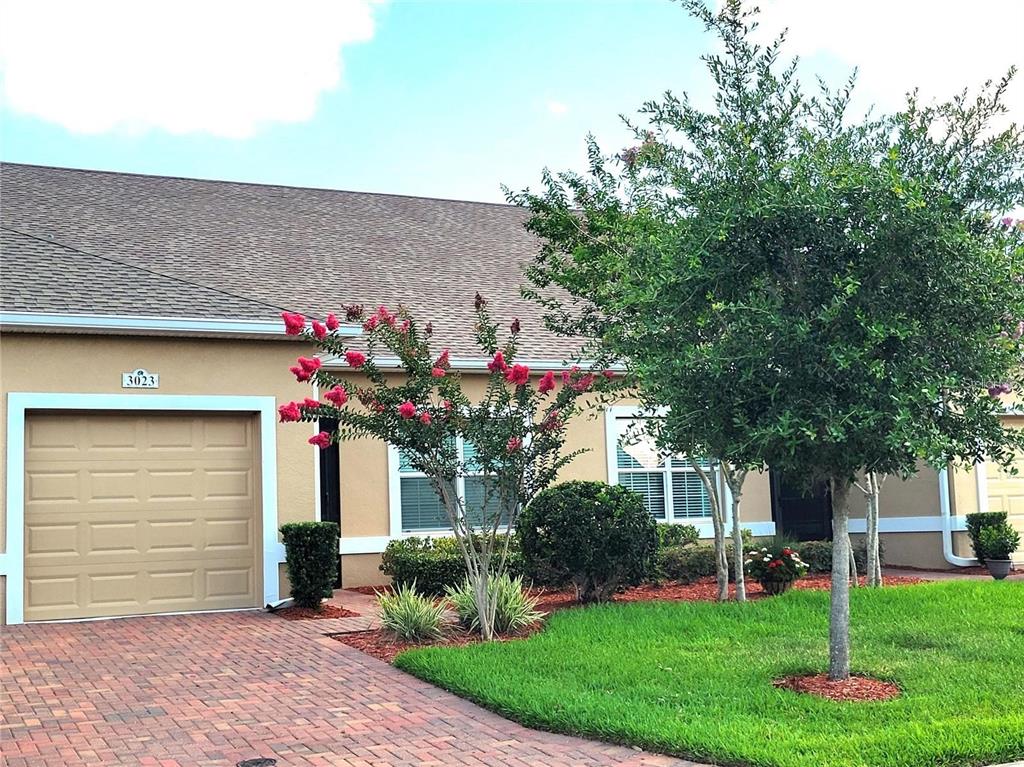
[392,440,504,533]
[608,411,714,521]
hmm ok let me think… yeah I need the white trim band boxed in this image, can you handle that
[3,392,282,624]
[0,311,361,338]
[848,514,968,534]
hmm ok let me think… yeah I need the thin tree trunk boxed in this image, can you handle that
[829,477,852,681]
[723,465,748,602]
[692,458,728,601]
[848,534,859,587]
[866,472,883,587]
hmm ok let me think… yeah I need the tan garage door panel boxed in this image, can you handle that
[25,412,260,621]
[986,417,1024,562]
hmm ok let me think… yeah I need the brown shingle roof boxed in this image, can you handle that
[0,163,583,359]
[1,227,282,321]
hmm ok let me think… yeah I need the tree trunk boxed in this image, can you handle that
[724,466,747,602]
[829,477,852,681]
[865,472,883,587]
[692,459,728,601]
[435,475,498,640]
[848,534,859,587]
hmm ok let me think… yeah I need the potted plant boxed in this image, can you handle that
[977,523,1020,580]
[744,546,809,595]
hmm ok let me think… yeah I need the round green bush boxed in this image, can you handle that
[518,481,657,603]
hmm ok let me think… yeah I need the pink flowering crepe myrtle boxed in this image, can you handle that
[278,296,626,639]
[276,296,624,491]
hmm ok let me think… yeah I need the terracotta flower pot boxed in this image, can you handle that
[760,579,794,596]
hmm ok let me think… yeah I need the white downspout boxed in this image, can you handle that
[939,467,977,567]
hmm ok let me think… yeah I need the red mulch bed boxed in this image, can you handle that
[530,574,925,614]
[347,584,391,596]
[337,574,928,663]
[774,673,901,702]
[274,604,361,621]
[333,625,537,663]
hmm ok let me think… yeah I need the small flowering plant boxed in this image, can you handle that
[278,294,621,639]
[744,545,809,583]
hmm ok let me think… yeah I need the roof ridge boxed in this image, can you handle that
[1,225,292,317]
[0,162,522,210]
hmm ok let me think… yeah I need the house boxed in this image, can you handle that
[0,163,1013,625]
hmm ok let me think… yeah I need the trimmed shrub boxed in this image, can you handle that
[280,521,339,609]
[658,537,879,583]
[518,481,657,602]
[445,573,542,635]
[658,544,724,583]
[380,534,522,596]
[796,539,877,574]
[656,523,700,549]
[977,522,1020,561]
[376,582,447,641]
[966,511,1009,564]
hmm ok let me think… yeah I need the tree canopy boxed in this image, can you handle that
[514,0,1024,486]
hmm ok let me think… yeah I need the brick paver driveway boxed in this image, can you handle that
[2,610,695,767]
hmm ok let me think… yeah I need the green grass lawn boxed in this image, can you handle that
[396,580,1024,767]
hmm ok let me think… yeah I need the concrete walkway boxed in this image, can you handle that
[883,566,1023,581]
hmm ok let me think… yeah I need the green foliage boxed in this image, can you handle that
[659,538,875,581]
[518,481,658,602]
[795,539,877,574]
[657,544,725,584]
[445,573,542,635]
[376,582,447,642]
[380,535,522,596]
[966,511,1010,563]
[514,0,1024,486]
[656,523,699,549]
[744,545,809,582]
[396,581,1024,767]
[977,523,1021,560]
[282,294,621,638]
[279,522,338,609]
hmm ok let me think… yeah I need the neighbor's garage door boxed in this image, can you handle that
[24,412,260,621]
[985,416,1024,561]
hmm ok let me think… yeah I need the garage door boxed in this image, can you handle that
[24,412,260,621]
[985,417,1024,562]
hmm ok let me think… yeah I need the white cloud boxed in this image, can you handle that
[750,0,1024,124]
[546,99,569,116]
[0,0,381,138]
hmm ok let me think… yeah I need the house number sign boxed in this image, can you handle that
[122,368,160,388]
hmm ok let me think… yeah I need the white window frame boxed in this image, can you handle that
[3,392,282,625]
[387,439,495,536]
[604,405,726,527]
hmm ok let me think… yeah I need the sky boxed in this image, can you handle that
[1,0,1022,204]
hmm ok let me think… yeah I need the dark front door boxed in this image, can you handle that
[771,470,832,541]
[318,417,342,586]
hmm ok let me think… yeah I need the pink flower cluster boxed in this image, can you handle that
[289,356,322,382]
[989,382,1013,398]
[324,386,348,407]
[505,363,530,386]
[487,351,508,373]
[562,366,595,392]
[309,432,332,449]
[282,312,305,335]
[539,370,556,394]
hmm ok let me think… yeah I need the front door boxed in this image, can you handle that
[771,471,831,541]
[318,416,342,587]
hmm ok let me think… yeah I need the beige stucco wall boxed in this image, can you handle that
[0,332,318,617]
[5,331,1002,601]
